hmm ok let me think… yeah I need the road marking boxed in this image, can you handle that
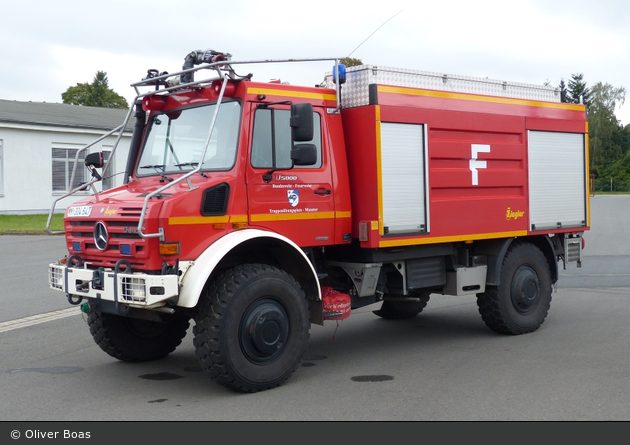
[0,308,81,333]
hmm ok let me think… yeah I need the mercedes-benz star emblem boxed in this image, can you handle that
[94,221,109,251]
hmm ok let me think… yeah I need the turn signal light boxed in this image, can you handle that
[159,242,180,256]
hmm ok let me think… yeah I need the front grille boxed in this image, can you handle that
[119,207,144,218]
[67,207,147,267]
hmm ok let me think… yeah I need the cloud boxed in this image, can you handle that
[1,0,629,123]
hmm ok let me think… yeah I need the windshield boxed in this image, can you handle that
[137,101,241,176]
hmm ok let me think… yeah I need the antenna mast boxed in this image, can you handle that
[346,9,404,58]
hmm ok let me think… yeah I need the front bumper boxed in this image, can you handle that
[49,263,180,308]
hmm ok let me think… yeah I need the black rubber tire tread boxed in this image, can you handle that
[373,291,431,320]
[87,308,190,362]
[476,242,552,335]
[193,263,310,393]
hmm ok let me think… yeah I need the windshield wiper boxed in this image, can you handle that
[139,164,166,171]
[174,162,208,178]
[139,164,173,182]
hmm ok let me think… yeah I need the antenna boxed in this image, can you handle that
[346,9,404,58]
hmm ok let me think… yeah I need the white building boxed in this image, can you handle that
[0,99,133,214]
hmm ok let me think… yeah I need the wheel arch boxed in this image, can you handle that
[475,235,558,286]
[177,229,321,314]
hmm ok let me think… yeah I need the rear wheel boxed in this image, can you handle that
[476,242,552,335]
[193,264,310,393]
[87,308,190,362]
[373,291,430,320]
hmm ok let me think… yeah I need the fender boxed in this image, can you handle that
[475,236,558,286]
[176,228,320,308]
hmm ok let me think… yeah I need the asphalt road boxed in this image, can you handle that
[1,195,630,421]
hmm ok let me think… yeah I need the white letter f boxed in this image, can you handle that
[470,144,490,186]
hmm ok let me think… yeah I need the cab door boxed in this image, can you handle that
[246,103,335,246]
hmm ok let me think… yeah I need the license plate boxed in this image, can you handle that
[67,206,93,217]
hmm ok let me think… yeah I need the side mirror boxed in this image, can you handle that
[85,152,104,169]
[291,143,317,166]
[84,152,104,180]
[290,103,314,142]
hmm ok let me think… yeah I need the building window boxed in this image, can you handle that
[52,144,86,193]
[0,139,4,196]
[102,149,113,191]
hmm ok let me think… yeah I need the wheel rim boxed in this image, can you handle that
[239,298,290,365]
[510,265,540,315]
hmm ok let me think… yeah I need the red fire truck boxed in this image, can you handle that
[47,49,589,392]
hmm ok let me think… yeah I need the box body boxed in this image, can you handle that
[335,65,588,249]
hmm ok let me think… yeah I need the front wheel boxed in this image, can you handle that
[476,242,552,335]
[87,308,190,362]
[193,264,310,393]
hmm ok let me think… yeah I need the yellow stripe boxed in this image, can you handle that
[169,215,243,225]
[248,87,336,101]
[378,230,528,248]
[170,212,346,225]
[251,211,335,222]
[377,85,586,111]
[375,105,385,236]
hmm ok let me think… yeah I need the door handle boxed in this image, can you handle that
[314,189,331,195]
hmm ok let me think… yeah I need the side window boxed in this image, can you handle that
[52,144,86,193]
[251,108,322,169]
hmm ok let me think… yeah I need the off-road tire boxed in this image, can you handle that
[373,291,431,320]
[193,263,310,393]
[476,242,552,335]
[88,308,190,362]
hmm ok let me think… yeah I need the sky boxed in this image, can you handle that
[1,0,629,124]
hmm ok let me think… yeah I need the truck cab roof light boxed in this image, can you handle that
[142,95,165,112]
[212,79,235,97]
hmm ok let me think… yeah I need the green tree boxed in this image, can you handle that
[567,73,591,107]
[588,82,627,190]
[558,78,568,103]
[340,57,363,67]
[589,81,626,164]
[62,71,129,109]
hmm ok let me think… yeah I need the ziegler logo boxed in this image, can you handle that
[101,206,117,216]
[506,207,525,220]
[276,175,298,181]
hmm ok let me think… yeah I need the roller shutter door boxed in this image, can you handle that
[528,131,587,231]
